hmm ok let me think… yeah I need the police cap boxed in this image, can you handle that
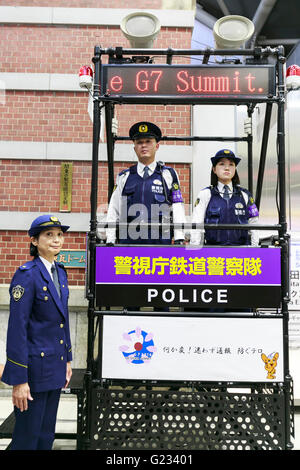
[211,149,241,166]
[28,215,70,237]
[129,122,162,142]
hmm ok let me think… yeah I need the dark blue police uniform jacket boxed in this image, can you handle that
[204,185,257,246]
[2,257,72,392]
[119,163,178,245]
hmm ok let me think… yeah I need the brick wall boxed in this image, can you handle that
[0,1,162,8]
[0,230,87,285]
[0,159,190,212]
[0,92,191,144]
[0,25,192,74]
[0,3,193,286]
[0,159,191,283]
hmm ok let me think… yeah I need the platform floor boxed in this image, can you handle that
[0,394,77,451]
[0,394,300,451]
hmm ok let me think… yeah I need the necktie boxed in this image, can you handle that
[51,265,61,298]
[223,185,230,200]
[143,166,150,179]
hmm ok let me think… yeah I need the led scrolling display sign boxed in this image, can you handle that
[101,64,276,100]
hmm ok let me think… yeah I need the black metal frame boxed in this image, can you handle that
[82,45,293,450]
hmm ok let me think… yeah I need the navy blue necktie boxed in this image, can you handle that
[223,185,230,200]
[51,265,61,298]
[143,166,150,179]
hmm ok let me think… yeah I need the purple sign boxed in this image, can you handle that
[95,246,281,286]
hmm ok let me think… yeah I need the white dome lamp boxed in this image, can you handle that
[213,15,255,50]
[120,12,161,49]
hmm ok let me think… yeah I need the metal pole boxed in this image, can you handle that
[276,46,293,450]
[105,102,116,201]
[116,136,249,142]
[247,105,254,195]
[88,45,101,370]
[255,102,273,210]
[103,46,274,58]
[84,45,102,449]
[247,135,253,195]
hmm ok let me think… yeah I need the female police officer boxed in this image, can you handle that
[190,149,259,246]
[1,215,72,450]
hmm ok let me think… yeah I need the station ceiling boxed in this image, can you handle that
[196,0,300,57]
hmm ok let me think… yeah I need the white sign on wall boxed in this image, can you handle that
[102,316,284,382]
[289,241,300,348]
[289,242,300,311]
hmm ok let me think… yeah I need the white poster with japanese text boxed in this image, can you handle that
[289,242,300,311]
[102,316,284,382]
[289,241,300,348]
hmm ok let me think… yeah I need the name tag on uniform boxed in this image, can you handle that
[235,209,246,215]
[151,185,164,194]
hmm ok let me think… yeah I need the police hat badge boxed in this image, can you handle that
[211,149,241,166]
[28,214,70,237]
[12,285,25,302]
[129,121,162,141]
[139,124,148,133]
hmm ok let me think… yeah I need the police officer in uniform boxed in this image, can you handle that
[190,149,259,246]
[1,215,72,450]
[106,121,186,245]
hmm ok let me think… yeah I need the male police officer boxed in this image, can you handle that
[1,215,72,450]
[106,121,186,244]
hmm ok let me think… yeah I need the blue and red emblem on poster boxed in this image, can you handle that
[119,327,156,364]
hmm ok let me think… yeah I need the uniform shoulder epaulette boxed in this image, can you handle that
[237,185,250,195]
[160,164,174,173]
[208,185,217,195]
[161,164,176,177]
[19,261,35,271]
[118,167,130,177]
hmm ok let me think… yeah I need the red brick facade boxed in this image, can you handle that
[0,25,192,74]
[0,3,194,286]
[0,1,162,8]
[0,92,191,143]
[0,159,191,284]
[0,230,87,285]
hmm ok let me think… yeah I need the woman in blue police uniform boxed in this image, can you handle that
[190,149,259,246]
[1,215,72,450]
[106,121,186,245]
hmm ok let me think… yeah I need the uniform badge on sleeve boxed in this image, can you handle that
[12,285,25,302]
[171,182,184,203]
[248,203,259,218]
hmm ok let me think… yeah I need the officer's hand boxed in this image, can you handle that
[65,362,72,388]
[174,239,184,245]
[106,243,114,247]
[12,383,33,412]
